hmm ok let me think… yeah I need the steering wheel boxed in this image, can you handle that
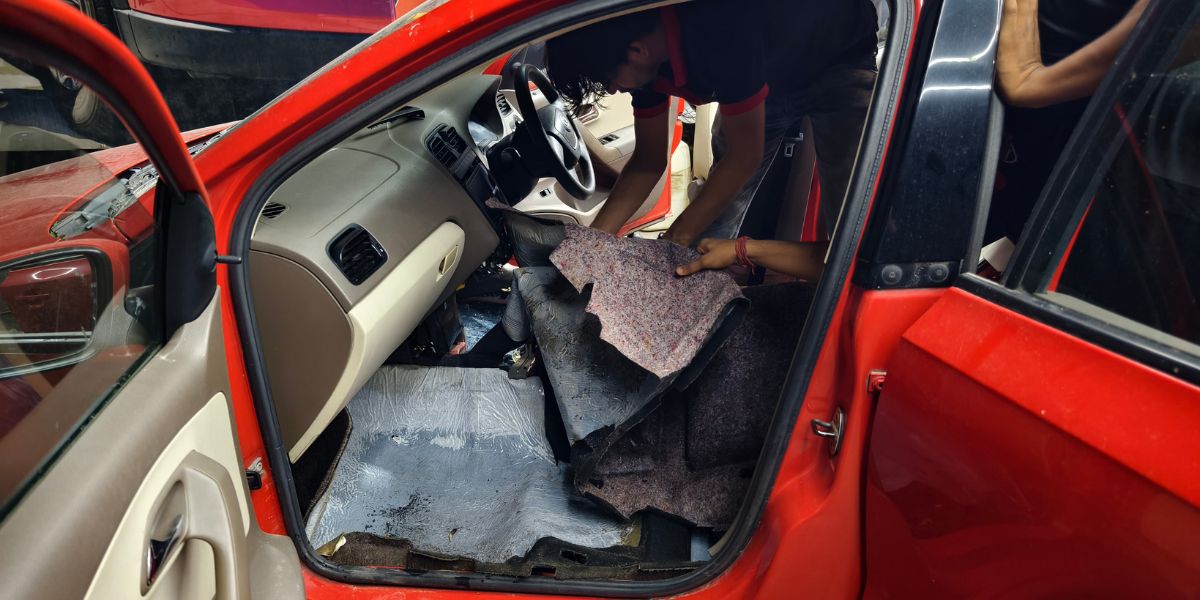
[511,63,596,200]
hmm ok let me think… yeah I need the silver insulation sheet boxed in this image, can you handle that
[304,366,630,563]
[459,301,505,350]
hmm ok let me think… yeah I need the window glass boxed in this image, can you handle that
[1045,11,1200,346]
[0,55,174,513]
[13,1,444,144]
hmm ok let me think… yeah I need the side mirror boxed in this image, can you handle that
[0,249,109,377]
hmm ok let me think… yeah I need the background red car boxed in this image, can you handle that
[35,0,427,143]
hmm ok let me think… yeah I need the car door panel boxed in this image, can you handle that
[0,298,302,599]
[854,0,1200,595]
[0,2,302,598]
[866,287,1200,597]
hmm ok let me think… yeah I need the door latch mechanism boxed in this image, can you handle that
[811,406,846,456]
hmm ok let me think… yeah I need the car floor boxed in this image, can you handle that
[304,365,631,563]
[301,235,813,575]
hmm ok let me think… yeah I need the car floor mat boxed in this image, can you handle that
[516,266,665,446]
[515,266,746,489]
[685,282,814,470]
[580,395,756,529]
[304,365,631,563]
[582,282,816,528]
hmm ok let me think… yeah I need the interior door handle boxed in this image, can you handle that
[143,452,250,599]
[146,514,183,586]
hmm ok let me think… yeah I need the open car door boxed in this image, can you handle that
[0,2,303,599]
[864,0,1200,595]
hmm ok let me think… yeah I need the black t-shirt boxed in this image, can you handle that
[630,0,878,117]
[1040,0,1138,64]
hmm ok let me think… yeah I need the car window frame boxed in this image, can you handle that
[0,4,218,518]
[0,94,167,518]
[966,0,1200,385]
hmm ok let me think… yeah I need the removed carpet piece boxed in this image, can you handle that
[488,199,566,267]
[584,283,815,527]
[305,366,630,563]
[516,266,665,446]
[685,282,814,470]
[580,395,755,528]
[516,264,745,484]
[550,225,745,379]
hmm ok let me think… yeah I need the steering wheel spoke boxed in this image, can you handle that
[547,136,568,164]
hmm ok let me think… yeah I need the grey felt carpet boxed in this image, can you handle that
[582,283,815,528]
[515,266,667,446]
[580,396,755,528]
[685,282,814,470]
[549,225,745,378]
[304,366,630,563]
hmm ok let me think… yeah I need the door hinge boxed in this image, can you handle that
[811,406,846,456]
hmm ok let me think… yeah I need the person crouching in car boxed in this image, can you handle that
[545,0,879,248]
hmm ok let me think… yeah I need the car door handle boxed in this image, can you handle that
[145,514,183,586]
[143,453,250,599]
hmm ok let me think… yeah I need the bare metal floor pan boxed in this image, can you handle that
[304,366,630,563]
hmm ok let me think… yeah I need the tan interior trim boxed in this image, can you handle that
[692,103,717,181]
[288,221,465,460]
[83,393,249,599]
[0,296,231,600]
[582,92,635,139]
[249,251,354,453]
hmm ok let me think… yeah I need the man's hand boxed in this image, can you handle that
[675,238,737,276]
[589,109,673,234]
[662,221,702,248]
[677,237,829,280]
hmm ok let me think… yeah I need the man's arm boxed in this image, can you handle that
[589,109,673,234]
[662,103,765,247]
[675,237,828,280]
[997,0,1150,108]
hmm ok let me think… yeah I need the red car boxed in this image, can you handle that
[36,0,426,142]
[1,0,1197,599]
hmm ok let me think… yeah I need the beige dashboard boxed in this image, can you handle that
[248,71,501,461]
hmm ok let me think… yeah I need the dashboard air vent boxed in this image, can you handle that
[328,225,387,285]
[261,202,287,219]
[427,125,468,172]
[496,93,513,116]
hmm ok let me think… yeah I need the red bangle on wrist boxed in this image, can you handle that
[735,236,756,269]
